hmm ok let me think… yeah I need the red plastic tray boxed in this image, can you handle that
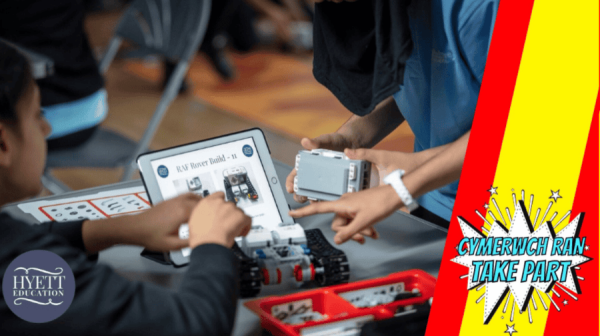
[244,269,436,336]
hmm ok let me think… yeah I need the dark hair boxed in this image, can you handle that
[0,40,33,121]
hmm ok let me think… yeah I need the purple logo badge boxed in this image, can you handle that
[2,250,75,323]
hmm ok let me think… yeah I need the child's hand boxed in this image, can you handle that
[188,192,252,249]
[130,193,202,251]
[289,185,402,245]
[286,134,356,203]
[82,193,202,253]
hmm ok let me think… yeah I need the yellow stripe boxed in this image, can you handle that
[458,0,598,334]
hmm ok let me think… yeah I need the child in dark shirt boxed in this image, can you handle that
[0,40,251,335]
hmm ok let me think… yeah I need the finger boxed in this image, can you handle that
[206,191,226,200]
[362,227,379,239]
[174,193,203,221]
[333,214,369,244]
[331,216,362,244]
[285,169,297,193]
[182,193,202,206]
[360,227,379,239]
[351,233,366,244]
[301,137,320,150]
[289,201,343,218]
[331,215,348,231]
[235,213,252,237]
[310,133,344,151]
[163,237,189,251]
[167,193,201,211]
[179,192,203,201]
[239,222,252,237]
[344,148,381,164]
[293,193,309,204]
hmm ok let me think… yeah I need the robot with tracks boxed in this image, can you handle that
[223,167,259,204]
[233,224,350,298]
[225,153,363,298]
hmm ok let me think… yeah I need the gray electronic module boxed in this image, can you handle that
[293,149,372,201]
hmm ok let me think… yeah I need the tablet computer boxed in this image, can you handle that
[137,128,294,266]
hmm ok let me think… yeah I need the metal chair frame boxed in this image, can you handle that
[43,0,211,194]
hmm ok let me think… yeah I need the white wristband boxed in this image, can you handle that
[383,169,419,212]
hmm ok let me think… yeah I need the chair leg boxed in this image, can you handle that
[42,171,72,195]
[99,37,123,75]
[119,0,212,182]
[120,60,191,182]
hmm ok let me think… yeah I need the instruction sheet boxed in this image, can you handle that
[18,186,151,223]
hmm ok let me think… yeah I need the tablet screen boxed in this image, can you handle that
[149,137,283,257]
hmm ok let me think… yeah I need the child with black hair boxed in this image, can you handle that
[0,41,251,335]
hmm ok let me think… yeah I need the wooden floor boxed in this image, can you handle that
[51,9,413,191]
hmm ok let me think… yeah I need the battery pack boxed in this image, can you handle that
[293,149,371,201]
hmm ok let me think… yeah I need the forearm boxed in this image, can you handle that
[337,96,405,149]
[404,131,471,199]
[81,216,135,254]
[410,142,452,168]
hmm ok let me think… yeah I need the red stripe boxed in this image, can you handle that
[88,200,109,217]
[136,192,152,206]
[38,207,54,221]
[543,94,599,335]
[425,1,535,334]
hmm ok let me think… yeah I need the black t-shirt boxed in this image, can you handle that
[0,213,240,335]
[313,0,413,116]
[0,0,104,106]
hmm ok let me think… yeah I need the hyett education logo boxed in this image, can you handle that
[157,165,169,178]
[243,145,253,157]
[452,188,591,330]
[2,250,76,323]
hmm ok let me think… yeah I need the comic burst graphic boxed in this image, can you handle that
[452,189,591,325]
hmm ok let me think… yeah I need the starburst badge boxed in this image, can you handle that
[452,189,592,325]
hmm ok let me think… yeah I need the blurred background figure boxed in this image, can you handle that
[246,0,314,51]
[0,0,107,151]
[0,0,412,190]
[166,0,314,89]
[0,0,316,150]
[165,0,251,88]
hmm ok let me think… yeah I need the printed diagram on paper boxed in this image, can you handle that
[18,187,151,223]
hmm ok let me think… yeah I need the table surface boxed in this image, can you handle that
[3,160,447,336]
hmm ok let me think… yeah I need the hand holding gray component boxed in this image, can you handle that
[294,149,371,201]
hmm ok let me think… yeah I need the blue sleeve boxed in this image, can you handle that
[458,0,499,84]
